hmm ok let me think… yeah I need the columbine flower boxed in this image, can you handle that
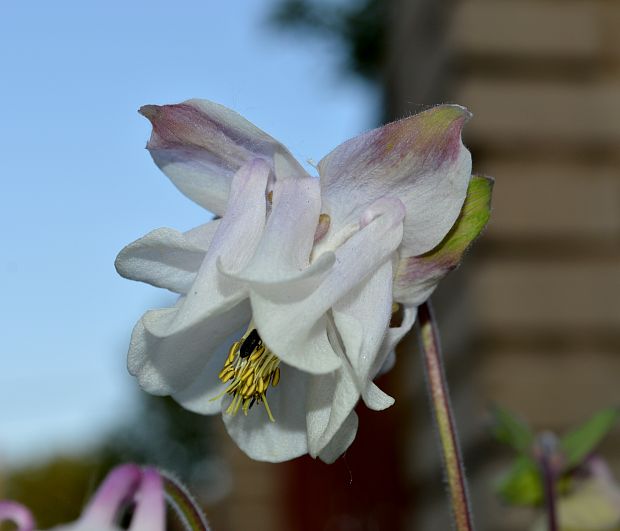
[0,465,165,531]
[116,99,492,463]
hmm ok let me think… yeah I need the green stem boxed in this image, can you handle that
[419,301,475,531]
[161,470,211,531]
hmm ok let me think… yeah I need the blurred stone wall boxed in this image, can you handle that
[387,0,620,529]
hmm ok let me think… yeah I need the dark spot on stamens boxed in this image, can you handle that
[240,329,262,358]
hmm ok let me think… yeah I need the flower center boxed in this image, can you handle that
[217,326,280,422]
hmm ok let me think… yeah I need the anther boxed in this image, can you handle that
[218,367,233,381]
[214,325,281,421]
[227,342,239,364]
[240,329,262,358]
[250,347,264,362]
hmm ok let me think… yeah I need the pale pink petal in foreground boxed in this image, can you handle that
[129,467,165,531]
[78,464,141,527]
[0,501,35,531]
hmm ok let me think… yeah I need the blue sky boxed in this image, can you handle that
[0,1,376,465]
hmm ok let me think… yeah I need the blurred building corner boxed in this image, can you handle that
[386,0,620,529]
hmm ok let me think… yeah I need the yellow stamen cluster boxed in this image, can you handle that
[216,328,280,421]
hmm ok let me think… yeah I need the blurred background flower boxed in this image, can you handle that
[1,0,619,530]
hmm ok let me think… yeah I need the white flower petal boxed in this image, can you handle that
[172,327,245,415]
[317,411,359,464]
[305,368,337,455]
[369,304,418,382]
[362,304,419,413]
[222,365,309,462]
[360,305,417,411]
[183,220,222,247]
[223,155,326,291]
[140,100,306,215]
[115,221,219,294]
[332,260,393,389]
[362,382,395,411]
[305,320,361,457]
[128,300,251,395]
[376,350,396,376]
[319,105,472,256]
[144,158,269,338]
[249,197,405,375]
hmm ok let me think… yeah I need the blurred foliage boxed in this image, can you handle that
[498,456,545,507]
[492,406,619,507]
[491,405,534,454]
[102,394,219,482]
[271,0,386,83]
[561,409,619,470]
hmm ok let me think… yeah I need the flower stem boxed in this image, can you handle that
[418,301,475,531]
[161,470,211,531]
[535,432,560,531]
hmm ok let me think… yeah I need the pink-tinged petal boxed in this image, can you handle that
[0,501,35,531]
[146,158,268,338]
[140,99,307,215]
[223,364,309,462]
[226,154,324,286]
[393,175,493,305]
[115,220,219,294]
[221,154,337,305]
[249,197,405,375]
[80,464,142,527]
[317,411,358,464]
[319,105,472,257]
[128,299,251,395]
[129,468,165,531]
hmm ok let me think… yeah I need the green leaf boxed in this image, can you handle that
[426,174,493,260]
[394,174,494,293]
[497,456,544,506]
[561,408,619,469]
[491,405,534,454]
